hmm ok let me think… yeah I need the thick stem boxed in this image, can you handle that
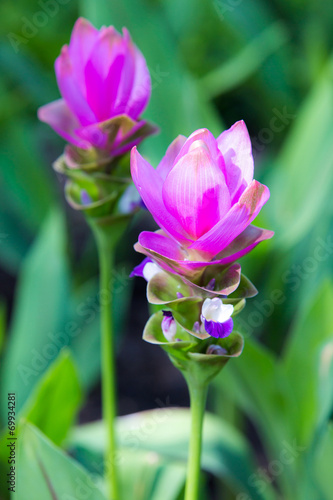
[184,378,208,500]
[95,232,120,500]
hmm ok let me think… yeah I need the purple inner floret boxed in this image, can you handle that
[204,317,233,339]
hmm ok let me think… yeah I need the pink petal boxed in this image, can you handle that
[162,145,231,239]
[135,231,206,277]
[139,231,186,261]
[84,27,126,121]
[176,128,225,170]
[131,147,191,243]
[113,29,136,116]
[157,135,187,181]
[217,120,254,202]
[37,99,89,149]
[55,45,96,126]
[190,180,270,258]
[135,227,273,278]
[68,18,99,92]
[214,225,274,265]
[125,30,151,119]
[75,122,108,149]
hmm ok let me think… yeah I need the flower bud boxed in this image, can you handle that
[161,311,177,342]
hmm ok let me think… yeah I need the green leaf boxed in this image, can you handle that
[283,280,333,446]
[0,209,70,424]
[16,423,107,500]
[216,338,297,497]
[313,424,333,500]
[118,449,186,500]
[267,56,333,247]
[201,22,289,97]
[71,409,273,500]
[0,300,6,355]
[21,349,82,446]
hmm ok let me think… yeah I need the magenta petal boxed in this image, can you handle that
[157,135,187,181]
[217,120,254,201]
[84,27,125,121]
[138,232,186,261]
[215,225,274,265]
[37,99,89,149]
[76,123,108,149]
[112,29,136,116]
[68,18,99,90]
[55,46,96,126]
[125,36,151,119]
[190,180,270,258]
[162,146,231,239]
[131,148,191,243]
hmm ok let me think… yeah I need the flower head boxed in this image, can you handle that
[131,122,273,278]
[38,18,154,157]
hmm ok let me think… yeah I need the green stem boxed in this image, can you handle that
[95,231,120,500]
[184,378,208,500]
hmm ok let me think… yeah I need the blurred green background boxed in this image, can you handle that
[0,0,333,498]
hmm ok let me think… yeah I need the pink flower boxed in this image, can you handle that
[38,18,152,156]
[131,122,273,277]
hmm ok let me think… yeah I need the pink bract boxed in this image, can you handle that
[38,18,151,154]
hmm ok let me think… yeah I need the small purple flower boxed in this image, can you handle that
[80,189,92,205]
[130,257,160,281]
[161,311,177,341]
[201,298,234,339]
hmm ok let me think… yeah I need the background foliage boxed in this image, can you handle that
[0,0,332,498]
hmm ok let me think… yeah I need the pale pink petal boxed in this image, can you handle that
[157,135,187,180]
[131,147,191,243]
[37,99,89,149]
[55,46,96,126]
[162,146,231,239]
[217,120,254,202]
[190,180,270,257]
[176,128,224,169]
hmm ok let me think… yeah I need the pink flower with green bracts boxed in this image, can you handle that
[38,18,155,157]
[131,122,273,278]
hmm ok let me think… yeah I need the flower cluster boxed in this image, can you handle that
[131,122,273,356]
[38,18,156,223]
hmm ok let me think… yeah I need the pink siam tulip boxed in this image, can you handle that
[38,18,153,159]
[131,121,273,278]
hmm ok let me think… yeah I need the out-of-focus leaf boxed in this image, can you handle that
[201,22,289,97]
[71,409,276,500]
[21,349,82,446]
[216,338,298,497]
[0,300,6,354]
[267,56,333,247]
[0,120,57,231]
[0,209,70,424]
[283,280,333,446]
[16,423,106,500]
[118,449,186,500]
[313,424,333,500]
